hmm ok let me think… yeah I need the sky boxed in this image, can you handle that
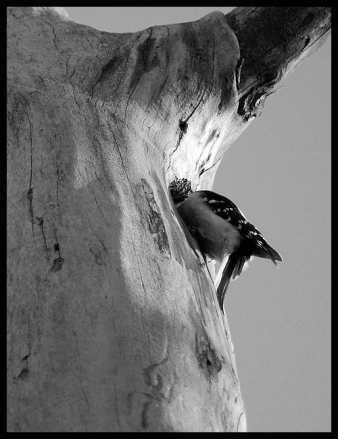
[64,7,331,433]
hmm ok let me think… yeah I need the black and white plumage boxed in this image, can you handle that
[177,190,282,310]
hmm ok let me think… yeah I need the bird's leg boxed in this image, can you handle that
[182,225,214,282]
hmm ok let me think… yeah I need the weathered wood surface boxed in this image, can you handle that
[7,7,330,432]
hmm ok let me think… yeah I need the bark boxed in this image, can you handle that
[7,6,330,432]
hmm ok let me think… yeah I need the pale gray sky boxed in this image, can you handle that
[64,7,331,432]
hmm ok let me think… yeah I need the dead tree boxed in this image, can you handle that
[7,7,330,432]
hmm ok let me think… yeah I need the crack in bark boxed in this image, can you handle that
[92,35,140,97]
[111,119,134,194]
[16,348,31,381]
[91,189,111,227]
[26,188,34,237]
[49,227,64,271]
[124,29,153,117]
[50,26,58,50]
[56,164,61,207]
[113,40,135,94]
[52,227,62,258]
[83,35,97,52]
[177,33,216,127]
[66,54,76,82]
[8,9,19,19]
[80,384,89,411]
[25,108,34,237]
[36,216,49,253]
[16,316,33,382]
[176,38,217,176]
[166,85,207,173]
[87,221,108,253]
[69,68,76,82]
[82,296,94,331]
[90,59,113,97]
[199,156,222,176]
[72,326,90,410]
[124,70,142,116]
[41,18,59,51]
[183,86,207,125]
[17,366,29,380]
[27,120,33,190]
[141,72,169,131]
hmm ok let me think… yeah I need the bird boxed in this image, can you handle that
[177,190,282,311]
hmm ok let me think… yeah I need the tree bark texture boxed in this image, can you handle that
[7,7,330,432]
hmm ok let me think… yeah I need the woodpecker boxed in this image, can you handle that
[177,190,282,310]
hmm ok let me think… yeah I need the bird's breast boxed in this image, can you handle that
[180,203,241,263]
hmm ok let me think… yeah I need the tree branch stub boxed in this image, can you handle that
[7,6,330,432]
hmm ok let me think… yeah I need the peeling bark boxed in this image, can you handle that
[7,6,330,432]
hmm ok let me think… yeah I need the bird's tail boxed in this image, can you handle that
[216,252,249,312]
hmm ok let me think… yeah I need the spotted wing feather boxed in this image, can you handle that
[204,191,282,264]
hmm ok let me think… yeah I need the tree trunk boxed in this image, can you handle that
[7,7,330,432]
